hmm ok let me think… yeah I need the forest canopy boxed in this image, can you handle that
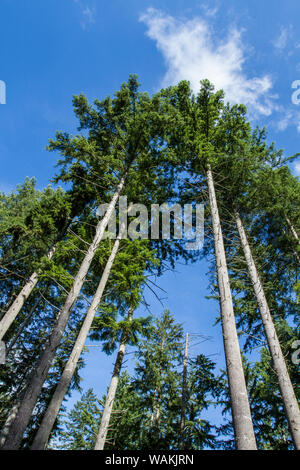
[0,76,299,451]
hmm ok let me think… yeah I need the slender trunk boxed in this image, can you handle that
[0,216,73,342]
[0,245,56,341]
[154,394,161,428]
[206,165,256,450]
[0,362,35,447]
[151,337,164,438]
[1,176,126,450]
[0,402,20,448]
[235,210,300,449]
[284,215,300,264]
[150,390,157,427]
[94,309,133,450]
[154,392,161,430]
[150,402,161,449]
[285,215,299,243]
[179,333,188,450]
[31,234,124,450]
[6,292,44,356]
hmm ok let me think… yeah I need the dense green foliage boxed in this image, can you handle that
[0,76,299,450]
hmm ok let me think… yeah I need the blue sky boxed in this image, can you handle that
[1,0,300,195]
[1,0,300,436]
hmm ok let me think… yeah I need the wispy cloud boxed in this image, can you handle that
[277,110,293,131]
[200,2,220,18]
[74,0,96,30]
[273,25,293,52]
[140,8,276,118]
[294,161,300,176]
[275,106,300,134]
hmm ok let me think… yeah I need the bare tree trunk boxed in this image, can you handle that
[154,394,161,430]
[0,402,20,448]
[284,215,300,264]
[206,165,257,450]
[0,214,73,342]
[150,336,164,438]
[235,209,300,449]
[0,245,56,341]
[6,292,44,356]
[285,215,299,243]
[1,176,126,450]
[150,391,157,427]
[179,332,188,450]
[31,236,124,449]
[94,308,133,450]
[0,363,35,447]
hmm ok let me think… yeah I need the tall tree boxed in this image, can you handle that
[179,332,189,449]
[0,180,72,339]
[52,388,102,450]
[183,353,223,450]
[133,310,183,449]
[94,308,135,450]
[234,210,300,448]
[205,102,300,448]
[30,233,124,449]
[169,80,257,449]
[1,76,169,449]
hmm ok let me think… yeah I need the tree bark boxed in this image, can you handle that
[0,363,35,447]
[235,209,300,449]
[284,215,300,264]
[0,245,56,341]
[30,227,127,450]
[150,336,165,438]
[94,309,133,450]
[6,291,44,356]
[179,332,188,450]
[285,215,299,243]
[1,175,126,450]
[0,402,20,448]
[0,215,73,342]
[206,165,257,450]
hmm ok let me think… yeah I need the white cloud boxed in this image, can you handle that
[82,6,95,28]
[200,3,219,18]
[294,162,300,176]
[74,0,95,30]
[277,110,293,131]
[140,9,276,118]
[273,25,292,52]
[275,108,300,133]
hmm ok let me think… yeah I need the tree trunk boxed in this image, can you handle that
[6,292,44,356]
[31,233,124,450]
[206,165,257,450]
[1,176,126,450]
[150,336,164,439]
[0,245,56,341]
[0,215,73,342]
[284,215,300,264]
[0,363,35,447]
[235,209,300,449]
[0,402,20,448]
[285,215,299,243]
[179,332,188,450]
[94,309,133,450]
